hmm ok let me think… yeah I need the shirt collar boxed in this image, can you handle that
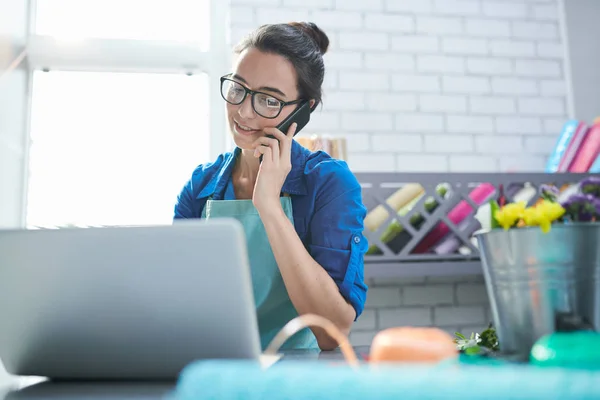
[197,140,309,199]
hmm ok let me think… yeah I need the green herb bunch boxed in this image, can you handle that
[454,324,499,356]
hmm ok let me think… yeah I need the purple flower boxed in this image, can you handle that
[580,177,600,199]
[593,197,600,217]
[561,193,599,222]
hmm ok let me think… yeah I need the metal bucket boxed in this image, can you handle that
[475,223,600,360]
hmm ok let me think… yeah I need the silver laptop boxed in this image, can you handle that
[0,219,261,381]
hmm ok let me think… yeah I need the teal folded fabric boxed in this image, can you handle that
[172,360,600,400]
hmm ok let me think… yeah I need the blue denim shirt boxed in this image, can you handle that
[173,140,368,319]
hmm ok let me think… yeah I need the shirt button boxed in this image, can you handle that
[353,236,361,244]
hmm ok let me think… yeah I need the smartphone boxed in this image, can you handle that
[260,100,312,162]
[275,100,312,137]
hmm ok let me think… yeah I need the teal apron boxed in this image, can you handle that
[201,195,318,351]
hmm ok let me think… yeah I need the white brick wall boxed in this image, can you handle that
[350,275,491,345]
[482,1,528,18]
[229,0,569,172]
[229,0,568,346]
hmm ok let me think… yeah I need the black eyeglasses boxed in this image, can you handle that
[219,75,303,119]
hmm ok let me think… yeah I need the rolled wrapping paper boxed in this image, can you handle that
[557,183,580,203]
[366,192,425,254]
[366,184,449,255]
[413,183,496,253]
[364,184,425,233]
[569,121,600,172]
[505,183,526,201]
[512,185,538,204]
[560,122,590,172]
[474,201,492,231]
[546,119,579,173]
[431,217,482,255]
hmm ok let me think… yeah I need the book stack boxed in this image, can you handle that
[546,118,600,173]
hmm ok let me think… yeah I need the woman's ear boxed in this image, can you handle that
[309,99,316,110]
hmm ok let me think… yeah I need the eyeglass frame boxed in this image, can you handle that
[219,74,305,119]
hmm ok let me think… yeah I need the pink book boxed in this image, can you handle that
[413,183,496,254]
[558,122,589,171]
[569,122,600,172]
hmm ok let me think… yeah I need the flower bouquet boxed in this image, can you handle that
[489,177,600,232]
[473,176,600,360]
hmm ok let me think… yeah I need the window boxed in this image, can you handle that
[22,0,229,228]
[35,0,210,47]
[27,71,209,227]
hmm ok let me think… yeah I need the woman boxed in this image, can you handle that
[173,22,368,351]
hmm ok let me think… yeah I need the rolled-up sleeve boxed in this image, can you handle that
[307,163,369,320]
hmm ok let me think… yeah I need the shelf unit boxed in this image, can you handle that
[354,172,594,279]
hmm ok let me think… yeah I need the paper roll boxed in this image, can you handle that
[364,183,425,232]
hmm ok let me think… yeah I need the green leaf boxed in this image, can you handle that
[479,324,500,351]
[489,199,501,229]
[464,346,481,356]
[455,332,466,340]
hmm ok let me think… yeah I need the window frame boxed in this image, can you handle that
[19,0,232,227]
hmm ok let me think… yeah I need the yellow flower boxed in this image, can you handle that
[522,207,540,227]
[522,200,565,233]
[538,200,565,221]
[537,200,565,233]
[494,201,526,230]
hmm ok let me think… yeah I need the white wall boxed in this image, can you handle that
[0,0,29,229]
[352,275,491,345]
[230,0,569,174]
[561,0,600,122]
[228,0,569,344]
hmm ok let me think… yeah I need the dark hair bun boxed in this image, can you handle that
[289,22,329,55]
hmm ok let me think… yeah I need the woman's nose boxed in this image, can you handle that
[237,96,256,119]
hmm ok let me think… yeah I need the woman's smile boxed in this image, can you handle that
[233,120,260,136]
